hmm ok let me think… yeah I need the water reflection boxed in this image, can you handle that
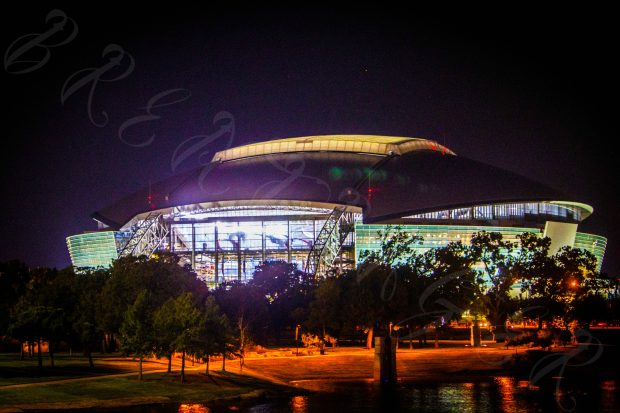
[290,395,308,413]
[281,378,618,413]
[94,377,619,413]
[178,404,211,413]
[495,376,518,413]
[601,380,616,412]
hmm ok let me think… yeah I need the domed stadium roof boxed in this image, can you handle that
[211,135,456,161]
[92,135,590,229]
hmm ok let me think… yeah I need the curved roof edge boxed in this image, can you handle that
[371,199,593,225]
[549,200,593,215]
[400,200,594,221]
[212,135,456,163]
[116,199,363,231]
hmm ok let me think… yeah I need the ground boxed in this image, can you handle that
[1,334,616,411]
[241,341,514,386]
[0,354,291,412]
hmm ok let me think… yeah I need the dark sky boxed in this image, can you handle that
[1,6,617,275]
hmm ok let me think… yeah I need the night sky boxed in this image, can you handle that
[1,6,617,275]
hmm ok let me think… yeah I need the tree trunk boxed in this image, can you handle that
[20,342,24,360]
[470,320,481,347]
[366,326,374,349]
[28,341,33,358]
[181,351,186,383]
[222,352,226,372]
[491,315,508,343]
[537,316,543,331]
[49,341,55,368]
[493,323,508,343]
[205,357,209,376]
[88,351,94,368]
[139,356,143,381]
[434,329,439,348]
[167,354,172,373]
[409,327,413,350]
[37,338,42,369]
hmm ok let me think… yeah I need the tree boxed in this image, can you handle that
[526,245,608,331]
[72,268,107,368]
[250,261,315,342]
[358,225,419,267]
[405,242,478,348]
[572,293,609,327]
[8,266,76,366]
[39,307,69,368]
[469,231,524,342]
[99,254,207,352]
[353,226,422,348]
[152,300,178,374]
[153,293,202,383]
[0,260,30,339]
[170,293,202,383]
[8,306,47,368]
[307,276,344,347]
[119,290,155,380]
[213,282,269,346]
[194,296,230,375]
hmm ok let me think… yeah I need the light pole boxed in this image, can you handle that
[295,324,300,356]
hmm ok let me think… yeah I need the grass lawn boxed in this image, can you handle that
[0,353,141,386]
[0,352,297,409]
[0,370,290,409]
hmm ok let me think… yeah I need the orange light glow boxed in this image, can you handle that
[290,395,308,413]
[178,403,211,413]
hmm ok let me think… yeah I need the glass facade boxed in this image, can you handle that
[574,232,607,272]
[355,224,542,264]
[169,218,346,284]
[162,201,364,285]
[355,224,607,273]
[66,231,120,268]
[173,205,331,220]
[67,207,607,279]
[404,202,585,223]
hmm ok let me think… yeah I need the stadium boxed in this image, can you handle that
[67,135,607,284]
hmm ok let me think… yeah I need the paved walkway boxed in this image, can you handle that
[0,358,207,390]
